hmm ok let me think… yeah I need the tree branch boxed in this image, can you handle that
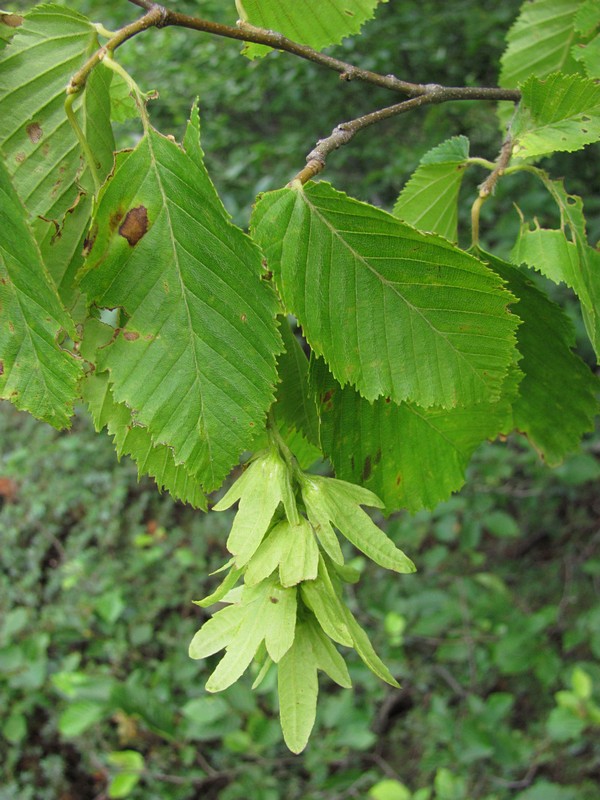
[124,1,520,103]
[291,92,513,185]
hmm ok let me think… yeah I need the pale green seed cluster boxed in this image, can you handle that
[189,444,415,752]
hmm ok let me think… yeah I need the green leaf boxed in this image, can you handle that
[244,521,288,585]
[0,152,81,427]
[58,699,106,737]
[368,779,412,800]
[511,72,600,160]
[573,32,600,78]
[393,136,470,243]
[83,365,207,510]
[499,0,584,88]
[312,357,515,513]
[511,226,589,305]
[0,11,23,50]
[483,253,599,464]
[252,181,517,409]
[511,175,600,357]
[277,621,319,754]
[571,666,592,699]
[574,0,600,34]
[301,474,415,572]
[80,116,282,492]
[107,751,144,799]
[274,317,320,449]
[37,61,115,314]
[237,0,384,59]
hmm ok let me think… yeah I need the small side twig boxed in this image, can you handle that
[291,91,513,185]
[471,136,513,247]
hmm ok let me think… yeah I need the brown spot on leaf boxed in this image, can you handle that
[385,396,391,404]
[38,216,61,243]
[261,270,273,281]
[0,13,23,27]
[322,389,334,404]
[83,223,98,257]
[351,455,355,470]
[119,205,149,246]
[109,208,124,231]
[361,455,372,481]
[396,474,402,486]
[374,448,382,465]
[42,142,50,157]
[240,313,247,322]
[0,360,3,375]
[26,122,43,144]
[15,152,25,164]
[123,331,140,341]
[269,596,279,604]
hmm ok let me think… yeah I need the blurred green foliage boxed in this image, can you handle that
[1,403,599,798]
[2,0,600,797]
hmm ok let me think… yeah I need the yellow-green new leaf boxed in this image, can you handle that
[189,604,245,660]
[302,475,415,573]
[343,607,400,687]
[277,622,319,754]
[204,579,297,691]
[300,557,353,647]
[245,518,319,587]
[251,181,518,409]
[263,583,297,662]
[193,565,243,608]
[214,449,295,566]
[305,617,352,688]
[0,153,80,427]
[80,118,282,492]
